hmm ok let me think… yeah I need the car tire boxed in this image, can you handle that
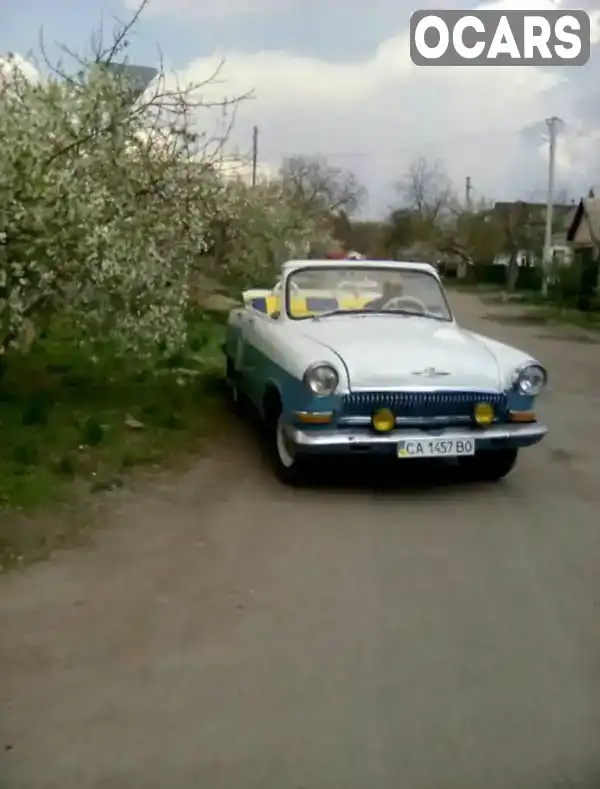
[460,448,519,482]
[265,410,309,486]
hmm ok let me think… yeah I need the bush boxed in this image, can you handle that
[468,263,542,291]
[0,49,333,360]
[0,11,335,538]
[546,260,582,307]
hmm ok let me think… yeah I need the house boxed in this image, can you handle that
[215,156,273,185]
[436,253,470,279]
[565,196,600,252]
[565,196,600,295]
[103,63,158,99]
[491,201,575,267]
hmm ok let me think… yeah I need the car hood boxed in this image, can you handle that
[298,315,502,390]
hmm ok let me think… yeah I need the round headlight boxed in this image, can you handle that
[303,363,339,396]
[513,364,547,396]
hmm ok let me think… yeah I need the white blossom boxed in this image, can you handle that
[0,59,333,356]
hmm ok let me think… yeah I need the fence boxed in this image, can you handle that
[442,262,543,290]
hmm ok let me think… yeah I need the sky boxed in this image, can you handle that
[1,0,599,217]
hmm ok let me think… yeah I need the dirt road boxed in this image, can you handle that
[1,292,600,789]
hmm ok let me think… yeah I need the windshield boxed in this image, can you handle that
[285,266,452,321]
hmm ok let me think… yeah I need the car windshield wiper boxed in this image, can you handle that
[376,308,447,321]
[311,308,371,320]
[311,308,439,321]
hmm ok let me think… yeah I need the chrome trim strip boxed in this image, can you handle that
[286,422,547,449]
[346,386,503,393]
[340,390,508,419]
[338,414,477,426]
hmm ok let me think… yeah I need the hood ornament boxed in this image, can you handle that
[412,367,450,377]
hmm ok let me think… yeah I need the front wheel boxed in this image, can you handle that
[266,412,309,486]
[459,448,519,482]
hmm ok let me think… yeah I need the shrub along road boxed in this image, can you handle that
[1,292,599,789]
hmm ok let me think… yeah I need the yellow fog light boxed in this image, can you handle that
[372,408,395,432]
[474,402,494,426]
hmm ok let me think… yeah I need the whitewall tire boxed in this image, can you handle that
[276,415,297,469]
[267,412,308,485]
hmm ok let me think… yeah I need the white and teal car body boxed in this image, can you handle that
[223,258,548,484]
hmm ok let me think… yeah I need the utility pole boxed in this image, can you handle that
[542,116,561,295]
[465,176,472,210]
[251,125,258,186]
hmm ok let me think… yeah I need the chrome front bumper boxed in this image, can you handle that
[285,422,547,454]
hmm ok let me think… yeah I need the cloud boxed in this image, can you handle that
[165,0,599,214]
[125,0,306,20]
[129,0,460,20]
[0,53,40,84]
[7,0,597,216]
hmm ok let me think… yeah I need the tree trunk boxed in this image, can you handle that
[506,252,519,292]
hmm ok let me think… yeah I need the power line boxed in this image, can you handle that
[255,127,525,161]
[232,117,599,169]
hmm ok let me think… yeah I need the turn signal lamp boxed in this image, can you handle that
[372,408,395,432]
[474,402,494,426]
[509,410,535,423]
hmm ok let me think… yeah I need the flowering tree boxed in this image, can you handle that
[0,10,334,360]
[201,178,334,292]
[0,56,215,356]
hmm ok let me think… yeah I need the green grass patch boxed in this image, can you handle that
[0,310,229,567]
[525,305,600,330]
[443,280,503,294]
[478,288,600,329]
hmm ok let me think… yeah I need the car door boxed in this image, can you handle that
[229,307,254,383]
[237,308,272,406]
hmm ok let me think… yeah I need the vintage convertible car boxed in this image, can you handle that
[224,259,548,484]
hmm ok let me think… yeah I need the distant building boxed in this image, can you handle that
[566,196,600,271]
[215,156,274,185]
[491,200,576,268]
[565,196,600,298]
[103,63,158,99]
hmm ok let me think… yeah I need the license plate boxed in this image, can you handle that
[397,437,475,458]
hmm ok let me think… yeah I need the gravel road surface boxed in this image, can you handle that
[1,292,599,789]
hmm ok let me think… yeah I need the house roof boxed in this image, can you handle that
[566,198,600,244]
[492,201,575,224]
[103,63,158,97]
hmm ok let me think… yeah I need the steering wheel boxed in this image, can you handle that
[382,295,428,314]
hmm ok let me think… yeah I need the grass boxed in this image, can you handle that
[444,280,503,293]
[0,309,229,569]
[476,290,600,330]
[446,280,600,331]
[521,305,600,330]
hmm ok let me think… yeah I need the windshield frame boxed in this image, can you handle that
[284,265,454,323]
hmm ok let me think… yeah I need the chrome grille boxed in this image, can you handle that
[340,391,507,418]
